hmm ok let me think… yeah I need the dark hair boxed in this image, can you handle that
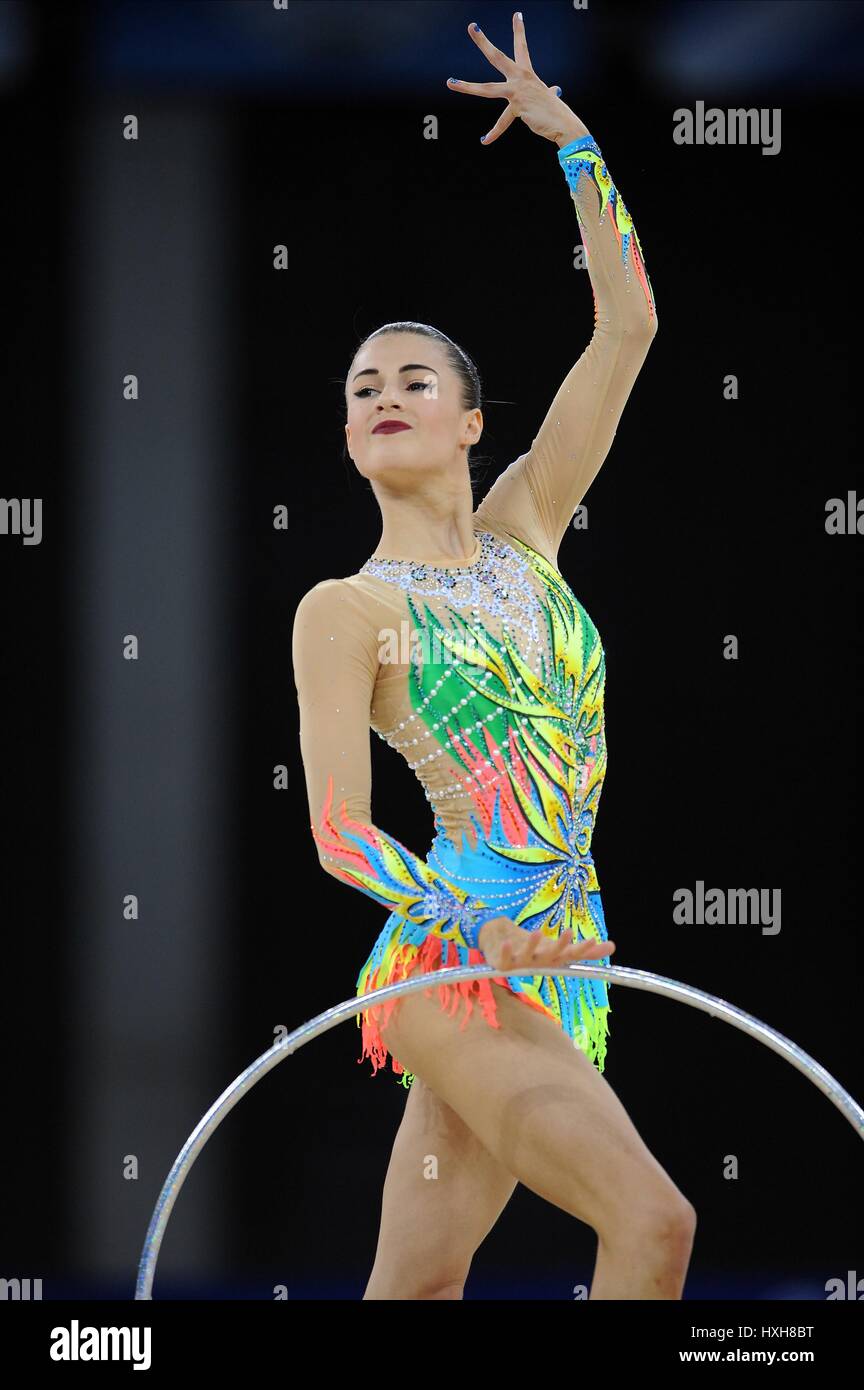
[342,320,490,489]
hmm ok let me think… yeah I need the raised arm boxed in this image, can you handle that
[291,579,500,951]
[474,131,658,563]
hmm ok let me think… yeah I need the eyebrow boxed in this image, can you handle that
[351,363,439,382]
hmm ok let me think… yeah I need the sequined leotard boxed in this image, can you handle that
[292,135,657,1087]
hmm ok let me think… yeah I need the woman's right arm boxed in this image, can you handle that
[293,579,616,972]
[292,577,503,951]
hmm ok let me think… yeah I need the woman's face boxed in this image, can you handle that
[345,333,482,489]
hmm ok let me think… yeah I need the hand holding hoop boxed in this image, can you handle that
[479,914,616,973]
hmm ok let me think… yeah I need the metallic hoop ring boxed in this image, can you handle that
[135,962,864,1299]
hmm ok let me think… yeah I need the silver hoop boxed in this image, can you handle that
[135,962,864,1299]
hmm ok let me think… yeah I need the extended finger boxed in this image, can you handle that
[479,104,516,146]
[569,939,615,960]
[512,11,533,69]
[447,76,511,98]
[467,21,517,76]
[547,938,609,962]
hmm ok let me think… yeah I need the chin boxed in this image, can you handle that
[355,454,424,483]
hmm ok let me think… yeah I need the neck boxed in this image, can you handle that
[372,478,478,564]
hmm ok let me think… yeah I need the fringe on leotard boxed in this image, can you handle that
[355,924,610,1089]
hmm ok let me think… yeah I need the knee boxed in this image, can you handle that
[606,1188,696,1257]
[631,1191,697,1255]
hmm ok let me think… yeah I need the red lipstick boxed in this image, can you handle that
[373,421,412,435]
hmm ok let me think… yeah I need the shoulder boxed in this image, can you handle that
[293,574,380,621]
[293,576,353,622]
[292,576,381,662]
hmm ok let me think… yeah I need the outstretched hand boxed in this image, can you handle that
[447,13,583,147]
[478,914,616,974]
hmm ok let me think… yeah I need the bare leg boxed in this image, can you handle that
[363,1073,518,1299]
[379,977,696,1300]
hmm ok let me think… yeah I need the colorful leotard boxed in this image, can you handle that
[292,135,657,1087]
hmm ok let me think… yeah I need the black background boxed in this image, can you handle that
[1,0,861,1301]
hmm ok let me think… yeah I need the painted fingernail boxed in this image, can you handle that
[471,23,481,31]
[447,77,459,85]
[556,86,562,96]
[480,135,487,143]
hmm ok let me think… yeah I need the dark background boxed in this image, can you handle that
[1,0,862,1300]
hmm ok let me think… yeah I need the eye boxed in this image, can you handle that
[354,380,430,398]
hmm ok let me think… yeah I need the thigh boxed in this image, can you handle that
[381,978,688,1243]
[366,1072,518,1296]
